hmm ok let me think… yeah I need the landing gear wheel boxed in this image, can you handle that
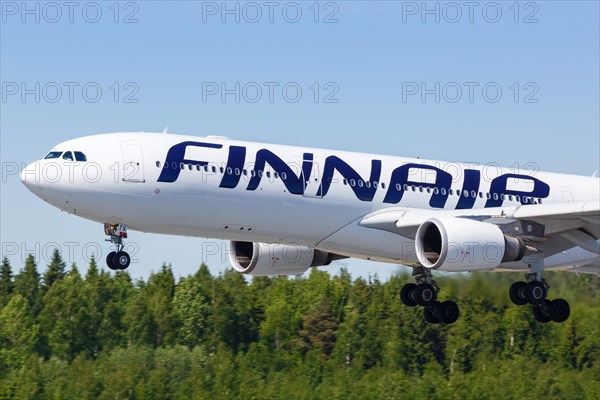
[414,283,437,306]
[106,251,117,270]
[400,283,418,307]
[532,300,552,323]
[437,300,460,324]
[549,298,570,323]
[525,281,547,305]
[509,281,528,305]
[423,305,440,324]
[114,251,130,270]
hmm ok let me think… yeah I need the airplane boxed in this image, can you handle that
[20,132,600,325]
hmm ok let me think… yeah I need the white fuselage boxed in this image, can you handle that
[20,132,600,272]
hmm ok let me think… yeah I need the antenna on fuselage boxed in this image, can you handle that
[162,127,169,134]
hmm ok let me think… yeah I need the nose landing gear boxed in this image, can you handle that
[104,223,131,270]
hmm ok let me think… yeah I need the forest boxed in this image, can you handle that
[0,250,598,399]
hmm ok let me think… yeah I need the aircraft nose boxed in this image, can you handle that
[20,162,41,191]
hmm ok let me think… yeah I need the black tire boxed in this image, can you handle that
[525,281,546,305]
[423,306,440,324]
[437,300,460,324]
[106,251,117,270]
[549,298,570,323]
[400,283,418,307]
[114,251,131,270]
[509,281,528,305]
[414,283,436,306]
[532,302,551,323]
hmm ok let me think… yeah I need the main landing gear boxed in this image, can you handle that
[509,274,570,323]
[400,268,460,324]
[508,254,570,323]
[104,223,131,270]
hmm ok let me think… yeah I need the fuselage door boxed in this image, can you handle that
[121,143,145,183]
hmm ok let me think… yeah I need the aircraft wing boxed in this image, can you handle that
[359,200,600,255]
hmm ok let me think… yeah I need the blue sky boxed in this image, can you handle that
[1,1,599,280]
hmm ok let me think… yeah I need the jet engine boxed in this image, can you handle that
[228,241,341,276]
[415,217,532,272]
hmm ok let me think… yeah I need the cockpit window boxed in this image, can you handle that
[62,151,74,161]
[74,151,87,162]
[44,151,63,159]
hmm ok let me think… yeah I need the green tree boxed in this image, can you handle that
[14,255,41,314]
[0,257,14,308]
[173,264,213,348]
[294,301,338,358]
[43,248,66,291]
[39,265,90,361]
[0,294,40,369]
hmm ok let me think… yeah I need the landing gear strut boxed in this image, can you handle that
[508,255,570,323]
[400,268,460,324]
[104,223,131,270]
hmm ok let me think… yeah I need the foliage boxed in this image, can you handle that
[0,254,598,399]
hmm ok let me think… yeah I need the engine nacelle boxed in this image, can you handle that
[415,217,529,272]
[228,241,338,276]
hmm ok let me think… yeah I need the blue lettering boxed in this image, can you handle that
[318,156,381,201]
[219,146,246,189]
[158,141,222,183]
[455,169,481,209]
[484,173,550,207]
[383,163,452,208]
[247,150,313,195]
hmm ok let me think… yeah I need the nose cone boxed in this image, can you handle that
[20,162,38,191]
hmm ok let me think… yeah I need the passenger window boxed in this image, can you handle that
[44,151,63,159]
[62,151,74,161]
[156,161,161,168]
[74,151,87,161]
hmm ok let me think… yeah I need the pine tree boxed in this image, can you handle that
[43,248,66,290]
[0,257,14,307]
[14,255,41,314]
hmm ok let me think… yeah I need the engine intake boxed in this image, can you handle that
[228,241,341,276]
[415,217,531,272]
